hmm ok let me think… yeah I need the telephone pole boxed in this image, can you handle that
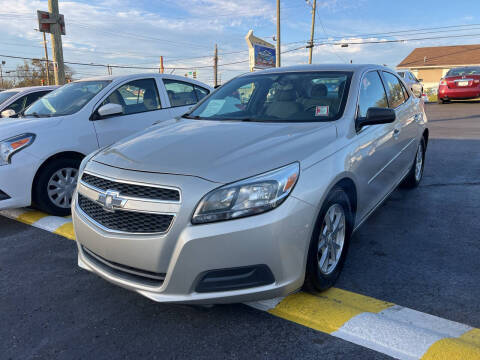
[308,0,316,64]
[48,0,65,85]
[159,56,164,73]
[276,0,281,67]
[213,44,218,87]
[42,32,50,85]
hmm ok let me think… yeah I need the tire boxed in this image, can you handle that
[304,187,353,292]
[401,137,426,189]
[32,157,81,216]
[437,98,444,104]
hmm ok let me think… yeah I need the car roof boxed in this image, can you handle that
[237,64,392,77]
[4,85,59,93]
[75,73,213,89]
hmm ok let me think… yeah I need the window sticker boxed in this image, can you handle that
[199,99,225,117]
[315,105,329,116]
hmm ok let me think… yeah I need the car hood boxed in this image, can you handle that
[0,116,61,140]
[92,118,337,183]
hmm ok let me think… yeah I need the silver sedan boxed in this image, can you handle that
[72,64,428,304]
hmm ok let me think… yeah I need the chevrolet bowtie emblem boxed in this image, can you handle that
[97,190,127,212]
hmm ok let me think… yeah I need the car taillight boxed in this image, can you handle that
[474,79,480,84]
[439,80,447,86]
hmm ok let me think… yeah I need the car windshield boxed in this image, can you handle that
[186,71,352,122]
[446,67,480,77]
[0,91,19,105]
[24,80,110,117]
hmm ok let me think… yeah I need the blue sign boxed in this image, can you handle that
[254,45,276,68]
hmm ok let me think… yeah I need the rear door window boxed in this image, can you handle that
[382,72,406,108]
[163,79,198,107]
[194,85,210,102]
[357,71,389,118]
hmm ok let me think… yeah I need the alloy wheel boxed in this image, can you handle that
[317,203,346,275]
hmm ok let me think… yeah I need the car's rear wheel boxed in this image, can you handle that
[304,187,353,292]
[437,98,449,104]
[401,138,426,189]
[33,157,81,216]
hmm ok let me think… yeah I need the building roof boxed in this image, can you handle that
[397,44,480,69]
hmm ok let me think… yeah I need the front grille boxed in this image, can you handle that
[82,246,165,287]
[78,194,174,233]
[81,173,180,201]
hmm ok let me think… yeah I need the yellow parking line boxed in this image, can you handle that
[422,328,480,360]
[16,210,48,225]
[269,288,393,333]
[53,222,76,240]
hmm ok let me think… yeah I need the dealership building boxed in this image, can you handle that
[397,44,480,91]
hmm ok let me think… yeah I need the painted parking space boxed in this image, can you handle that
[2,208,479,360]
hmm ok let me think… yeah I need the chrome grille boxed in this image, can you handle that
[81,173,180,201]
[78,194,173,234]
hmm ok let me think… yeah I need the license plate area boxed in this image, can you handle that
[457,80,470,87]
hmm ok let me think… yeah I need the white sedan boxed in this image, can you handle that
[0,85,58,117]
[0,73,211,215]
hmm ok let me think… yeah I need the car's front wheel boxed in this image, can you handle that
[304,187,353,292]
[33,157,81,216]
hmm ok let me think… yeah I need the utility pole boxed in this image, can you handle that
[308,0,316,64]
[0,61,4,89]
[213,44,218,87]
[159,56,164,73]
[42,32,50,85]
[48,0,65,85]
[276,0,281,67]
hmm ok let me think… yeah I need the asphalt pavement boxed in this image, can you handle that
[1,102,479,359]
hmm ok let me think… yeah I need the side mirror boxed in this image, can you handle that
[356,107,395,131]
[96,103,123,119]
[1,109,16,118]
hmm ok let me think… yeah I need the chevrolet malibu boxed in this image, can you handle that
[73,64,428,304]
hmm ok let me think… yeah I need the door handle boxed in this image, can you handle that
[393,128,400,139]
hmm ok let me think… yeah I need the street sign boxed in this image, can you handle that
[245,30,276,71]
[37,10,66,35]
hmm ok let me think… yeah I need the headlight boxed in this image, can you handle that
[192,162,299,224]
[0,133,35,166]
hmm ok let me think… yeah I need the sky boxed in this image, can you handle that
[1,0,480,86]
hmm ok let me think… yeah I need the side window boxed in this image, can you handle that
[357,71,388,118]
[163,79,197,107]
[6,95,28,113]
[103,78,161,115]
[194,85,209,102]
[382,72,406,108]
[25,91,51,108]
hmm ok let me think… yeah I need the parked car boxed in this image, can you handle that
[0,74,211,215]
[397,70,423,98]
[72,64,428,304]
[0,85,58,118]
[437,66,480,103]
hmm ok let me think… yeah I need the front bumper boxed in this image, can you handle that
[0,150,37,210]
[72,165,316,304]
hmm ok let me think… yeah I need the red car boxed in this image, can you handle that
[437,66,480,103]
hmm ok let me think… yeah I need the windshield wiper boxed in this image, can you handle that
[25,112,52,118]
[182,114,202,119]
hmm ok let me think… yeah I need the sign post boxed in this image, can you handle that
[245,30,276,72]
